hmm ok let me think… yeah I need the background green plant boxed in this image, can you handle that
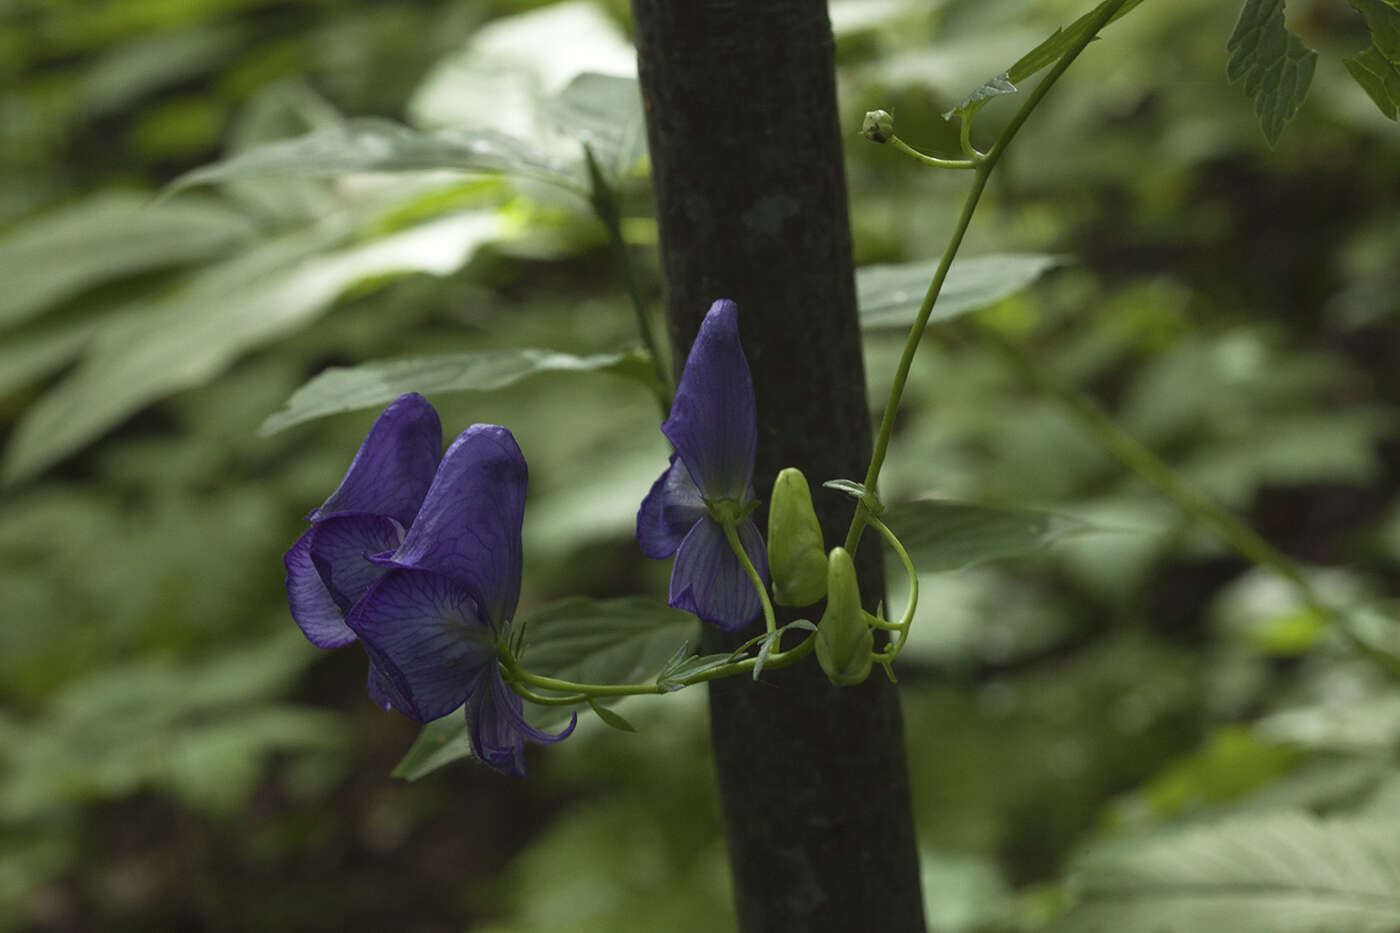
[1,0,1397,930]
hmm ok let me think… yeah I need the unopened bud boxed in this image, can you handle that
[767,468,828,607]
[815,547,874,686]
[862,109,895,144]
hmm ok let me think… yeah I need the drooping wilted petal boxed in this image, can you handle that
[662,300,756,501]
[375,424,527,627]
[312,393,442,529]
[284,529,357,648]
[636,452,707,559]
[466,666,577,778]
[668,515,768,633]
[348,569,497,723]
[307,514,402,612]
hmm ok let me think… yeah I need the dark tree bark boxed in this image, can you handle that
[631,2,926,930]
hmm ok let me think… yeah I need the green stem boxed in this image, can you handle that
[585,144,672,417]
[844,0,1130,556]
[723,518,778,636]
[976,326,1400,679]
[868,515,918,663]
[889,136,978,170]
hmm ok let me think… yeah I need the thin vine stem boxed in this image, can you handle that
[843,0,1131,557]
[976,324,1400,679]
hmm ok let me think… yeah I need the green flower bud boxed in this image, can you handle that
[767,468,828,607]
[815,547,874,686]
[862,109,895,144]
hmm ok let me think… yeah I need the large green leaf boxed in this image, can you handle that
[259,347,656,435]
[2,211,502,483]
[168,117,581,195]
[543,73,647,184]
[0,192,256,331]
[1226,0,1318,147]
[394,597,697,780]
[1058,812,1400,932]
[947,0,1147,117]
[518,596,699,693]
[1344,44,1400,120]
[856,253,1062,330]
[1350,0,1400,62]
[884,499,1086,572]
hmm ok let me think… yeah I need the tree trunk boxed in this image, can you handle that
[631,2,926,930]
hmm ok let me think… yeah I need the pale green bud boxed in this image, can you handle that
[815,547,874,686]
[862,109,895,144]
[767,468,828,607]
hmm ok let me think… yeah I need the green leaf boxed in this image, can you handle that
[822,478,872,500]
[856,253,1062,330]
[1350,0,1400,62]
[1226,0,1318,147]
[168,117,581,196]
[518,596,699,688]
[588,699,637,733]
[752,620,816,681]
[885,499,1086,573]
[0,322,98,398]
[656,646,734,693]
[392,715,475,781]
[0,192,256,331]
[259,347,657,435]
[1344,44,1400,120]
[1058,812,1400,932]
[544,73,646,184]
[948,0,1147,118]
[3,212,502,483]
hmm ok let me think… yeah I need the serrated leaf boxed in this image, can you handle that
[168,117,581,196]
[1344,44,1400,120]
[259,347,657,435]
[857,253,1062,330]
[1350,0,1400,62]
[947,0,1147,118]
[885,499,1087,573]
[3,211,502,484]
[1058,811,1400,932]
[0,192,256,331]
[1226,0,1318,147]
[517,596,698,730]
[588,699,637,733]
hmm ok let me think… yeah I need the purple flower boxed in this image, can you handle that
[345,424,575,777]
[636,299,768,632]
[284,393,442,710]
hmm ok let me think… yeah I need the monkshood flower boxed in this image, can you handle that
[637,299,768,632]
[284,392,442,711]
[346,424,575,777]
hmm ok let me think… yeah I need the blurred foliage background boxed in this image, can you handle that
[1,0,1397,930]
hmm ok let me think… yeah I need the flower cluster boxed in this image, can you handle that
[285,300,778,776]
[284,395,573,777]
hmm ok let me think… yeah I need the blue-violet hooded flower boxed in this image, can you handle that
[636,299,768,632]
[284,392,442,711]
[346,423,575,777]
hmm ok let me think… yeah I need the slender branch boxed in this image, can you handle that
[976,325,1400,679]
[585,145,673,416]
[844,0,1131,556]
